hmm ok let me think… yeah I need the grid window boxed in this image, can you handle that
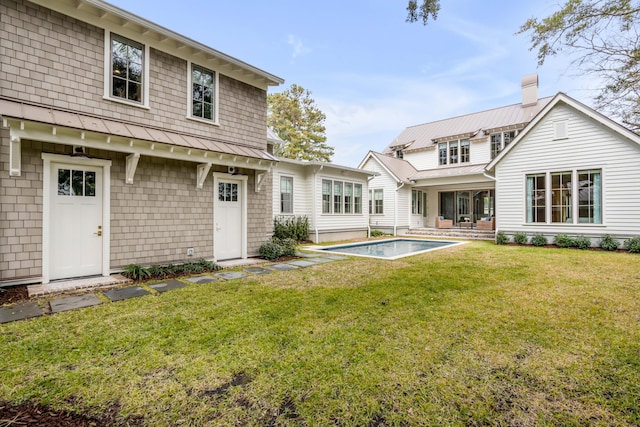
[322,180,332,213]
[192,65,216,121]
[526,174,546,223]
[280,176,293,214]
[333,182,343,213]
[111,35,143,103]
[551,172,572,223]
[578,170,602,223]
[460,139,470,163]
[344,183,353,214]
[438,143,447,165]
[354,184,362,214]
[373,189,384,214]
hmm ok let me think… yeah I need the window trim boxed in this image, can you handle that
[186,61,220,125]
[103,30,150,109]
[279,175,293,214]
[439,139,470,166]
[372,188,384,215]
[322,179,365,215]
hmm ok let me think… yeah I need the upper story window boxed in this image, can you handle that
[280,176,293,214]
[105,31,149,107]
[439,139,469,166]
[491,131,516,159]
[191,64,218,122]
[395,149,404,159]
[111,34,144,103]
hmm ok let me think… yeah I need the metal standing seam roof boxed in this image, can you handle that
[367,151,418,182]
[0,99,278,161]
[384,96,554,154]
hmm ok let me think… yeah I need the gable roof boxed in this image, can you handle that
[359,151,418,183]
[384,96,554,154]
[486,92,640,171]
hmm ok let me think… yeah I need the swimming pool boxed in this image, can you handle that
[309,238,465,260]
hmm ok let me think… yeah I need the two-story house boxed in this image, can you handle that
[360,75,640,244]
[0,0,284,287]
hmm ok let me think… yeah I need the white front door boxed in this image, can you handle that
[214,178,243,260]
[50,163,103,280]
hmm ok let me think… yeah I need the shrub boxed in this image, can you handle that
[574,236,592,250]
[495,231,509,245]
[273,215,309,242]
[259,241,283,260]
[275,237,298,257]
[122,264,150,281]
[624,236,640,253]
[197,258,222,271]
[513,232,528,245]
[148,264,170,279]
[599,234,620,251]
[554,234,575,248]
[370,229,387,237]
[531,234,548,247]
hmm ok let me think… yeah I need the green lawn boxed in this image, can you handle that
[1,241,640,426]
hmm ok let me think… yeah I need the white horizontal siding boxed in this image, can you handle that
[315,172,369,232]
[495,104,640,238]
[362,157,399,228]
[272,163,312,221]
[403,139,492,170]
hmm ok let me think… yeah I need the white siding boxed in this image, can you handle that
[402,138,492,171]
[272,163,312,222]
[495,103,640,239]
[314,172,369,232]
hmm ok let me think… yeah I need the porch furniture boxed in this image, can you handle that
[436,216,453,229]
[477,217,495,230]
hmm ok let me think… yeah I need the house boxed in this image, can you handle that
[487,92,640,244]
[0,0,284,287]
[359,75,551,234]
[268,129,377,243]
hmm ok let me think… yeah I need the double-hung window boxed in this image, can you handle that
[491,131,516,159]
[438,143,448,165]
[412,189,423,215]
[333,182,343,214]
[373,189,384,214]
[344,183,353,214]
[439,139,469,165]
[109,33,146,105]
[526,174,547,223]
[578,170,602,223]
[280,176,293,214]
[322,180,362,214]
[354,184,362,214]
[322,180,332,214]
[191,64,217,122]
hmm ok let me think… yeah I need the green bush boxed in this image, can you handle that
[370,229,388,237]
[148,264,170,279]
[513,232,528,245]
[273,215,309,242]
[495,231,509,245]
[531,234,548,247]
[624,236,640,253]
[122,264,151,281]
[574,236,592,250]
[554,234,575,248]
[197,258,222,271]
[599,234,620,251]
[275,237,298,257]
[259,241,283,260]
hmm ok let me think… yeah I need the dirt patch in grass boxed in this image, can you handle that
[0,400,142,427]
[0,286,29,306]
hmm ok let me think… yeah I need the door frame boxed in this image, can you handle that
[212,172,248,261]
[41,153,112,284]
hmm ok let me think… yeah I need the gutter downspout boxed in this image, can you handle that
[312,165,324,243]
[367,175,376,238]
[394,181,405,236]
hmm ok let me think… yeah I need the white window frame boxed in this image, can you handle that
[186,61,220,125]
[372,188,384,215]
[279,175,293,214]
[321,179,364,215]
[439,139,470,166]
[103,30,150,109]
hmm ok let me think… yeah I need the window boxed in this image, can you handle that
[373,189,384,214]
[412,189,423,215]
[527,169,602,224]
[322,180,332,213]
[578,170,602,223]
[460,139,470,163]
[439,143,447,165]
[491,131,516,159]
[526,174,546,223]
[58,169,95,197]
[344,183,353,214]
[551,172,572,223]
[333,182,343,213]
[354,184,362,214]
[449,141,459,164]
[395,149,404,159]
[218,182,238,202]
[422,192,428,218]
[191,65,216,121]
[280,176,293,214]
[110,34,144,103]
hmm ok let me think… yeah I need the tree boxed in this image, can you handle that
[267,84,334,162]
[518,0,640,130]
[406,0,441,25]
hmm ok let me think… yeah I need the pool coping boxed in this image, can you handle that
[302,238,468,260]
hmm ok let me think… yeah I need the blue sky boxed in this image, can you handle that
[108,0,601,167]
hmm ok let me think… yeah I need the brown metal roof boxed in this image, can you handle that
[0,98,277,161]
[368,151,418,182]
[411,163,488,180]
[384,96,554,154]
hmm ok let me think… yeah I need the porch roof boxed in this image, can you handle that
[411,163,488,180]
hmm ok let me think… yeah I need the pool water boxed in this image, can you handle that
[314,238,464,260]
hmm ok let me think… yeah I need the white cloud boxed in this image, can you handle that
[287,34,311,63]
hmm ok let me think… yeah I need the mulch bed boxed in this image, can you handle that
[0,285,30,306]
[0,401,110,427]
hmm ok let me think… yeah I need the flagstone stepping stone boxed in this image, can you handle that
[305,257,334,263]
[322,255,349,261]
[149,279,189,293]
[50,294,101,314]
[244,267,272,275]
[287,259,318,268]
[268,263,298,271]
[185,276,220,284]
[103,286,149,302]
[0,302,42,324]
[215,271,248,281]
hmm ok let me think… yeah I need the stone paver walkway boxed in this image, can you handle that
[0,254,347,324]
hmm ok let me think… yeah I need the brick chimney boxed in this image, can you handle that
[521,74,538,107]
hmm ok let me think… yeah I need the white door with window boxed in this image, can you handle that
[50,163,103,280]
[214,177,244,260]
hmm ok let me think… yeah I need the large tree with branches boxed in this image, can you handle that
[267,84,333,162]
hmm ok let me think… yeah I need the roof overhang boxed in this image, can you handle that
[276,157,379,177]
[28,0,284,90]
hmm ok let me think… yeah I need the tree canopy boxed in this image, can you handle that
[406,0,441,25]
[518,0,640,130]
[267,84,334,162]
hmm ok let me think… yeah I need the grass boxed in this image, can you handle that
[1,241,640,425]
